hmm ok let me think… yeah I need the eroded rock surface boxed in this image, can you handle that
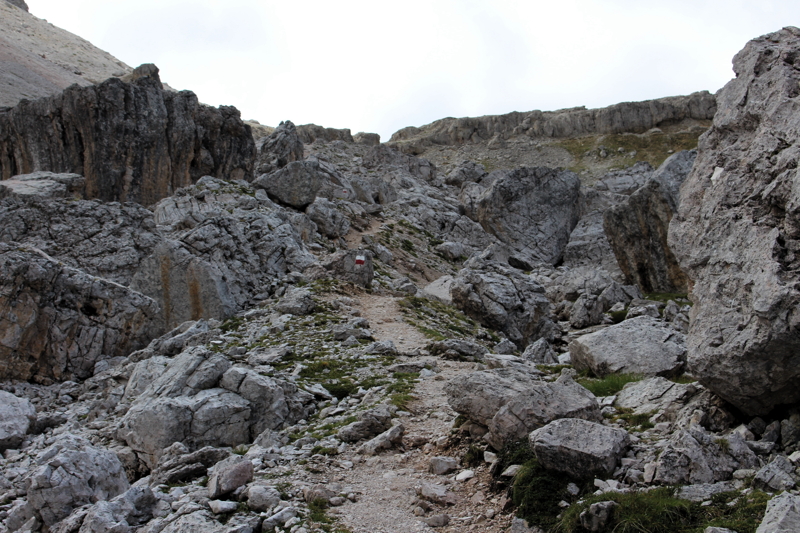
[668,27,800,415]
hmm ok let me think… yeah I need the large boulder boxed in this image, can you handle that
[445,368,540,427]
[476,167,581,265]
[0,390,35,450]
[450,259,552,348]
[27,435,130,527]
[529,418,630,478]
[668,27,800,415]
[605,150,695,293]
[487,372,601,449]
[253,160,324,209]
[0,76,255,205]
[0,244,159,383]
[0,171,85,199]
[569,316,686,377]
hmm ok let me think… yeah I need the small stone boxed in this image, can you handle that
[424,514,450,527]
[456,470,475,481]
[501,465,521,477]
[429,456,459,475]
[208,500,238,514]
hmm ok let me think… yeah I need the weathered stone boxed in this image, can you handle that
[256,120,304,175]
[0,76,255,205]
[569,293,605,329]
[754,455,796,491]
[316,249,374,288]
[756,492,800,533]
[521,338,558,364]
[28,435,129,526]
[275,287,318,316]
[569,316,686,377]
[563,211,622,277]
[614,377,698,416]
[353,132,380,146]
[529,418,630,477]
[74,485,157,533]
[445,368,540,427]
[425,514,451,528]
[417,483,458,506]
[429,456,459,475]
[487,372,601,449]
[306,197,350,238]
[451,259,552,348]
[0,390,35,450]
[0,171,85,199]
[0,244,159,383]
[254,160,323,209]
[247,484,282,512]
[654,425,759,484]
[358,423,405,455]
[150,445,231,486]
[428,338,488,361]
[476,167,581,265]
[668,27,800,416]
[208,455,254,499]
[604,150,695,293]
[337,405,393,443]
[580,501,617,532]
[676,482,736,502]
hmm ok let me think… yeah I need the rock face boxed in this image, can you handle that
[445,368,540,427]
[476,167,581,266]
[0,75,255,206]
[0,171,85,199]
[27,435,130,526]
[529,418,630,478]
[388,92,716,154]
[256,120,304,174]
[668,27,800,415]
[0,244,159,382]
[569,316,686,377]
[605,150,695,293]
[756,492,800,533]
[450,259,552,347]
[0,390,35,450]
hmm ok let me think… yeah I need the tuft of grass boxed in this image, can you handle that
[577,373,644,397]
[614,408,656,430]
[462,444,484,467]
[644,292,691,305]
[513,458,587,530]
[609,307,628,323]
[219,316,245,333]
[555,488,770,533]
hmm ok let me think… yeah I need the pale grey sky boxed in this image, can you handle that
[25,0,800,140]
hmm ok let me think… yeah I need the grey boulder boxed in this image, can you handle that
[0,390,36,450]
[529,418,630,477]
[445,368,540,427]
[28,435,130,527]
[254,160,323,209]
[756,492,800,533]
[569,316,686,377]
[208,455,254,498]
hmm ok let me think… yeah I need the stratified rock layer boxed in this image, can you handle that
[0,75,255,206]
[668,27,800,415]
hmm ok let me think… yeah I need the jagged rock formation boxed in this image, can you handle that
[0,1,131,108]
[0,244,159,383]
[388,92,716,154]
[0,74,255,206]
[669,26,800,415]
[475,167,581,266]
[605,150,694,293]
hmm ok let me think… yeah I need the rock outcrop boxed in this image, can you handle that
[668,27,800,415]
[0,390,35,450]
[0,75,255,206]
[0,244,159,383]
[605,150,695,293]
[388,92,716,154]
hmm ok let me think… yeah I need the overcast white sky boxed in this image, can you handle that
[25,0,800,140]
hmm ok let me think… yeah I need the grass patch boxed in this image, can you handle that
[556,488,770,533]
[614,407,656,430]
[462,444,484,467]
[323,380,358,400]
[399,296,494,344]
[643,292,691,305]
[219,316,245,333]
[577,373,643,397]
[513,458,587,530]
[609,307,628,323]
[670,375,697,384]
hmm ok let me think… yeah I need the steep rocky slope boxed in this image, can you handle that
[0,0,131,108]
[2,17,800,533]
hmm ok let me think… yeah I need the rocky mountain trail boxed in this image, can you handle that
[3,12,800,533]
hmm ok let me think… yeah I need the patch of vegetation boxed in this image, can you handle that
[219,315,245,333]
[613,407,656,431]
[513,458,588,530]
[311,446,339,456]
[400,239,415,252]
[577,373,643,397]
[555,488,770,533]
[644,292,692,305]
[462,444,484,467]
[536,364,573,374]
[453,414,467,428]
[323,380,358,400]
[308,498,332,524]
[232,444,249,455]
[399,296,495,344]
[670,374,697,384]
[609,307,628,323]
